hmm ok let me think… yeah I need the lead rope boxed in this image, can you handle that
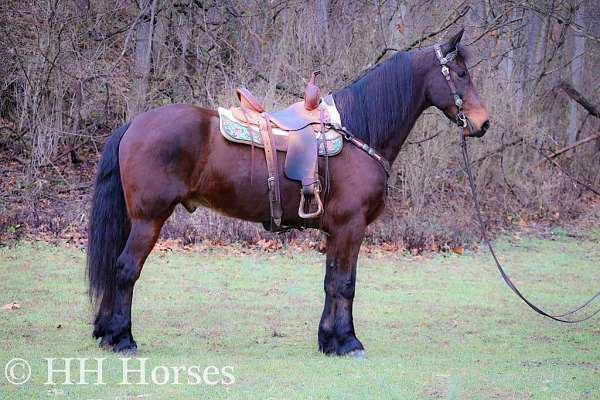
[460,133,600,323]
[434,41,600,323]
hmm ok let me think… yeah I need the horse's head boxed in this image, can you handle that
[424,29,490,137]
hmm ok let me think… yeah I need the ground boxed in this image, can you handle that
[0,231,599,399]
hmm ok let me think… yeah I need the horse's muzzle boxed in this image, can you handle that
[465,120,489,138]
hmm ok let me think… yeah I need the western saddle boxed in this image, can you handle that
[230,71,330,228]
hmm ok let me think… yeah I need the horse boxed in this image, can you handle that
[87,29,490,356]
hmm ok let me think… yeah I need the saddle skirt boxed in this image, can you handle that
[218,107,343,156]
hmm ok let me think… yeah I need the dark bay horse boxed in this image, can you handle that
[87,30,489,356]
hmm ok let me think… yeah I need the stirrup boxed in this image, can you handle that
[298,185,323,219]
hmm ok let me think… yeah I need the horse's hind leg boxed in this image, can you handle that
[100,218,164,353]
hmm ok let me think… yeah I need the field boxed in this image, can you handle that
[1,232,599,399]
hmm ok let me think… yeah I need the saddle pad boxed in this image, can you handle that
[218,107,343,156]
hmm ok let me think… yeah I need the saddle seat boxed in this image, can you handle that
[233,90,330,131]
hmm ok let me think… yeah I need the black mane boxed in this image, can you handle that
[332,51,414,149]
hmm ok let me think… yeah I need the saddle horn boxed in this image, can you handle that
[304,70,321,111]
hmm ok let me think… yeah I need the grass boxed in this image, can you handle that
[0,234,599,399]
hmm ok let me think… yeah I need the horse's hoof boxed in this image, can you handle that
[113,338,138,354]
[117,347,138,356]
[113,345,138,355]
[100,343,112,351]
[99,336,113,350]
[345,349,366,359]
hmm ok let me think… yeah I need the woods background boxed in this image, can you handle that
[1,0,599,249]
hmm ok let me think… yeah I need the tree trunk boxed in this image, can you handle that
[517,10,541,111]
[316,0,329,39]
[567,5,586,145]
[130,0,157,118]
[531,13,549,162]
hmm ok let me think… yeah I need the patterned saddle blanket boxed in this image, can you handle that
[218,107,343,156]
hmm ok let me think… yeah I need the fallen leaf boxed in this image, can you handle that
[318,239,327,253]
[381,242,399,252]
[3,302,21,310]
[256,239,281,252]
[453,245,464,255]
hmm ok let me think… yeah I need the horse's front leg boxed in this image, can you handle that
[318,220,366,357]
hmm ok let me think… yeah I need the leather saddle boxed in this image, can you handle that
[229,71,329,228]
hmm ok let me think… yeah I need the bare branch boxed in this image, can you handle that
[558,81,600,119]
[535,133,600,167]
[371,1,470,65]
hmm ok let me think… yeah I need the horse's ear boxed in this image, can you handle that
[447,28,464,51]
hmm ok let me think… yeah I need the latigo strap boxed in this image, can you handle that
[258,115,283,227]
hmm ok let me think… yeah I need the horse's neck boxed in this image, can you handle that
[382,96,427,163]
[378,63,428,162]
[334,62,429,163]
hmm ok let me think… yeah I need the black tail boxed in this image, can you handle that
[87,122,131,310]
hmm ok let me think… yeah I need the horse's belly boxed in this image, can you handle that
[186,182,271,224]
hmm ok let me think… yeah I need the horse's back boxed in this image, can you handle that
[124,103,216,141]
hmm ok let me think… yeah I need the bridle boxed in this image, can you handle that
[434,44,600,323]
[434,44,487,138]
[434,44,469,130]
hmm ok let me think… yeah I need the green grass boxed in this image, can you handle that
[1,235,599,399]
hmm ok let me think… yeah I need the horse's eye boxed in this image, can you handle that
[458,70,467,79]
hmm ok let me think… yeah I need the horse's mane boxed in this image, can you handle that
[332,51,414,149]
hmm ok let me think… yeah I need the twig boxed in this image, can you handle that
[406,133,440,145]
[520,3,600,45]
[535,133,600,167]
[57,183,92,194]
[473,138,524,164]
[558,81,600,118]
[540,153,600,196]
[36,141,90,168]
[371,2,471,65]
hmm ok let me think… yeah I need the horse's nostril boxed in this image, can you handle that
[481,120,490,132]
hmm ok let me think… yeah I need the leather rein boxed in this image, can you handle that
[434,44,600,323]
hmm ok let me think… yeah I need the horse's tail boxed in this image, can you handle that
[86,122,131,310]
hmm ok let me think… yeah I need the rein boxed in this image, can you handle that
[460,134,600,323]
[434,43,600,323]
